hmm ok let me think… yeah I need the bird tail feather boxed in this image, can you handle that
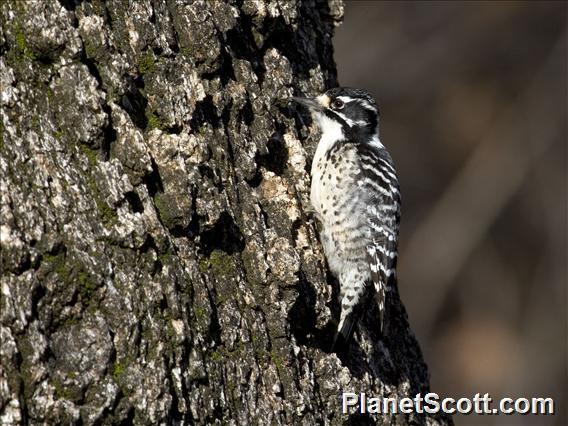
[331,315,356,352]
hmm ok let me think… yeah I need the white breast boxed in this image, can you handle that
[310,114,345,218]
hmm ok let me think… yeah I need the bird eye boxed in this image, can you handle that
[331,98,344,110]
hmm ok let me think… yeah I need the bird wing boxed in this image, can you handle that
[359,145,401,334]
[366,220,398,334]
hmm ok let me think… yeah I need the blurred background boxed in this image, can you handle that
[334,2,566,425]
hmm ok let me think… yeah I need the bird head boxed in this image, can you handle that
[292,87,380,140]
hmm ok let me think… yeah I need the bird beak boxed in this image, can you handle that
[291,96,323,112]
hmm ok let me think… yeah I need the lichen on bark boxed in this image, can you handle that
[0,0,451,424]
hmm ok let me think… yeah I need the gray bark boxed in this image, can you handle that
[0,1,451,424]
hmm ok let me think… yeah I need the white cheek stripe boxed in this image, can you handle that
[357,99,377,111]
[335,96,376,112]
[336,112,367,128]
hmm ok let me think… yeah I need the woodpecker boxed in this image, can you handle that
[293,87,401,348]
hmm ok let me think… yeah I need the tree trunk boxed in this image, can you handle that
[0,1,451,424]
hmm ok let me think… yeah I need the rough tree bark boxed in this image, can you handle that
[0,1,451,425]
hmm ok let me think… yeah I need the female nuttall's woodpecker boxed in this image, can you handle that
[292,87,401,349]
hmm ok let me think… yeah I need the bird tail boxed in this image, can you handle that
[331,314,356,352]
[377,288,385,335]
